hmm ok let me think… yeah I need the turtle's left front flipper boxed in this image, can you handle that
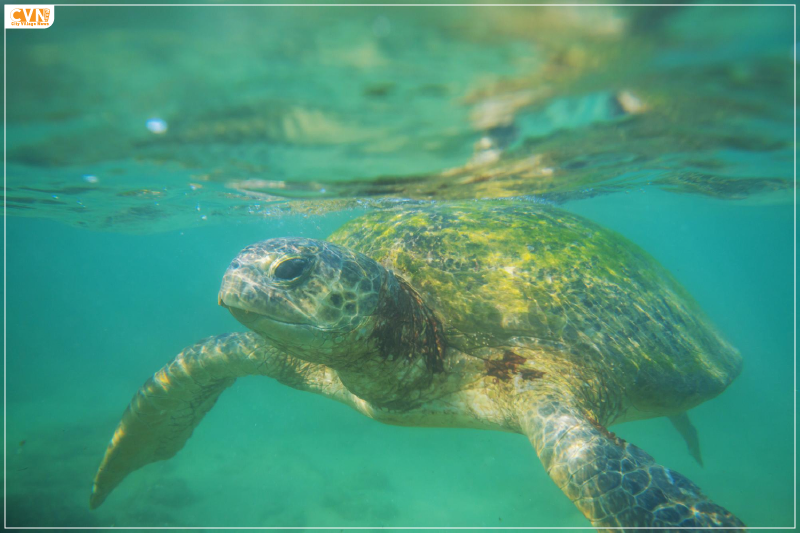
[90,332,346,509]
[517,393,745,529]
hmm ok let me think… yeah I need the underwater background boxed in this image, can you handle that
[5,4,795,528]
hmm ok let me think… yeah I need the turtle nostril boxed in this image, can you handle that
[273,257,309,281]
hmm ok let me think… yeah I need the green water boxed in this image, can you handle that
[5,4,795,528]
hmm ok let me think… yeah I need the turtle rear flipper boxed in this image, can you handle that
[518,395,744,529]
[669,412,704,467]
[90,332,350,510]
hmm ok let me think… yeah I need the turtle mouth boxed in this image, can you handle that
[220,295,361,337]
[218,295,301,326]
[231,306,302,327]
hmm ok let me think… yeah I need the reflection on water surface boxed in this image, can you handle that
[6,6,794,232]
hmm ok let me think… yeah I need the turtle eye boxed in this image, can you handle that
[273,257,310,281]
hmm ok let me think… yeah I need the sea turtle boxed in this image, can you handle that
[90,201,744,528]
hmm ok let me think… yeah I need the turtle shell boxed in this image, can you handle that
[329,201,741,413]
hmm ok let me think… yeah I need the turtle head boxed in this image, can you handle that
[218,237,385,365]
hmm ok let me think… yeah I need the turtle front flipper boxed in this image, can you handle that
[90,332,347,509]
[518,395,744,529]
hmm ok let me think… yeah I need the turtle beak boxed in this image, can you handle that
[218,291,259,322]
